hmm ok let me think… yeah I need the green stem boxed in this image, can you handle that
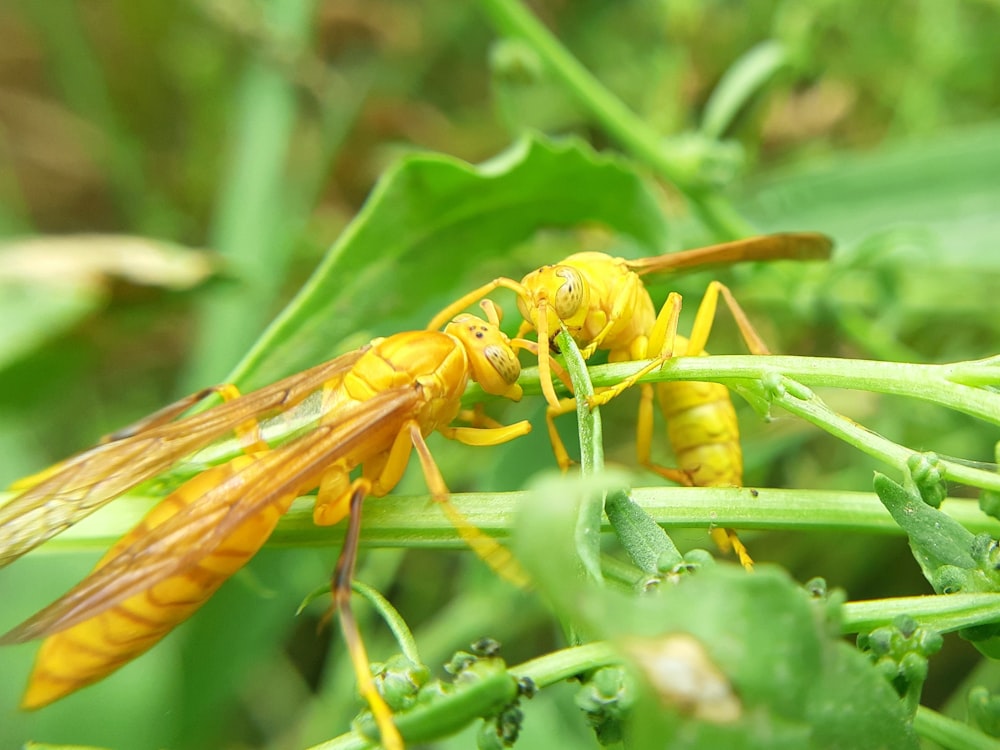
[312,643,623,750]
[843,593,1000,636]
[509,641,620,686]
[29,490,1000,551]
[584,355,1000,427]
[477,0,752,238]
[913,705,1000,750]
[486,353,1000,492]
[554,329,605,588]
[743,374,1000,493]
[556,330,604,476]
[352,580,421,666]
[313,642,998,750]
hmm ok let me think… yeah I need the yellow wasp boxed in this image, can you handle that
[427,233,833,567]
[0,303,532,750]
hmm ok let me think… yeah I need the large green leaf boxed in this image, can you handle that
[515,476,918,749]
[229,133,669,389]
[738,122,1000,266]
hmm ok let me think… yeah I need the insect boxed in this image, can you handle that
[0,303,532,750]
[427,233,833,567]
[628,280,772,568]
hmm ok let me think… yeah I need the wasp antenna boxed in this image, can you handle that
[480,298,503,327]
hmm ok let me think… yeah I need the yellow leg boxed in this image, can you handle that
[710,527,754,571]
[409,423,529,587]
[455,406,503,430]
[641,456,756,572]
[439,419,531,447]
[313,422,417,527]
[588,292,682,408]
[316,420,446,749]
[532,298,563,410]
[577,314,612,360]
[488,334,577,470]
[541,397,579,472]
[637,380,757,572]
[687,280,770,356]
[635,382,658,473]
[426,277,528,332]
[311,462,354,527]
[331,480,404,750]
[513,338,574,396]
[514,336,574,412]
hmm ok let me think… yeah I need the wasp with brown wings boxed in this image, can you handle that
[0,302,532,750]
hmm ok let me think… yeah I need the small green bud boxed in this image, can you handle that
[372,655,430,712]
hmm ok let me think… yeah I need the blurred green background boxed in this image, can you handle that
[1,1,999,748]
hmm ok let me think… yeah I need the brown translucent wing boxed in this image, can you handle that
[626,232,834,275]
[0,348,368,568]
[0,386,419,644]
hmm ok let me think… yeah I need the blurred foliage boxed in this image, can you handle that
[1,0,1000,748]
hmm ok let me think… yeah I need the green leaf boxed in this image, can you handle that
[515,536,919,749]
[603,488,682,575]
[0,280,100,369]
[0,236,215,370]
[739,122,1000,264]
[701,40,788,139]
[873,472,984,588]
[625,569,918,749]
[229,134,670,388]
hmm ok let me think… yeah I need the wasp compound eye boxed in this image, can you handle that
[485,345,521,384]
[554,266,584,320]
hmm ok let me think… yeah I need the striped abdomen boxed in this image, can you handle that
[658,379,742,488]
[22,455,293,709]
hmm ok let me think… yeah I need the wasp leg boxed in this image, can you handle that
[440,418,531,446]
[426,278,528,332]
[530,299,563,410]
[710,527,754,572]
[312,421,417,528]
[688,280,768,570]
[588,291,683,408]
[687,280,770,356]
[316,423,427,750]
[330,479,404,750]
[513,336,574,414]
[410,423,528,587]
[455,406,504,430]
[535,397,577,473]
